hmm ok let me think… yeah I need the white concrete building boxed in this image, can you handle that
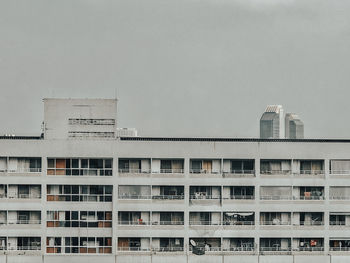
[0,98,350,263]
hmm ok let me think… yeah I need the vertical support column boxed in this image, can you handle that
[184,157,190,257]
[324,158,330,254]
[112,156,119,255]
[254,157,260,254]
[41,156,47,256]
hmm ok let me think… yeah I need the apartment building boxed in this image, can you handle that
[0,98,350,263]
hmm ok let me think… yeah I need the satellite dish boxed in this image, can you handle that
[190,240,197,247]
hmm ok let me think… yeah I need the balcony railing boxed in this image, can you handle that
[154,247,184,252]
[297,170,324,175]
[261,170,291,175]
[223,246,255,252]
[47,246,112,254]
[296,247,324,252]
[47,194,112,202]
[118,220,150,225]
[330,221,346,226]
[298,221,324,226]
[223,221,254,226]
[8,246,41,251]
[7,168,42,173]
[117,247,150,252]
[118,195,151,200]
[228,195,255,200]
[261,221,291,226]
[223,170,255,176]
[8,220,41,225]
[190,194,221,200]
[330,170,350,175]
[47,168,112,176]
[190,169,219,174]
[47,220,112,228]
[260,195,292,200]
[297,196,324,200]
[189,221,221,226]
[118,169,150,174]
[189,246,221,252]
[156,169,184,174]
[152,195,184,200]
[330,247,350,251]
[330,196,350,200]
[9,194,41,199]
[152,221,184,225]
[260,247,292,253]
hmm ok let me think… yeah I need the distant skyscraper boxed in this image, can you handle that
[260,105,284,139]
[285,113,304,139]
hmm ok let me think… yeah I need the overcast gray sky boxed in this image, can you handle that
[0,0,350,138]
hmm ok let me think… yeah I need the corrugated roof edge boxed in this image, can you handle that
[120,137,350,143]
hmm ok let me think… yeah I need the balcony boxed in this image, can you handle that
[260,238,291,255]
[190,159,221,177]
[0,157,42,176]
[222,159,255,178]
[260,212,291,226]
[330,160,350,176]
[260,160,291,177]
[47,158,112,176]
[294,160,324,178]
[118,159,151,177]
[189,211,221,226]
[295,238,324,253]
[152,159,184,177]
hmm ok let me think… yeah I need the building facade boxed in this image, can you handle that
[0,99,350,263]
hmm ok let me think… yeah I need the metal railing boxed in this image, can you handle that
[118,169,150,174]
[190,194,221,200]
[298,221,324,226]
[223,247,255,252]
[118,195,152,200]
[297,195,324,200]
[189,246,221,252]
[47,168,112,176]
[223,170,255,175]
[47,194,112,202]
[228,195,255,200]
[330,221,346,226]
[330,170,350,175]
[223,221,255,226]
[260,195,293,200]
[297,170,324,175]
[297,247,324,252]
[329,196,350,200]
[8,220,41,225]
[8,246,41,251]
[261,170,291,175]
[118,247,150,252]
[7,168,42,173]
[157,169,184,174]
[152,195,184,200]
[260,247,292,252]
[46,220,112,227]
[118,220,150,225]
[189,221,221,226]
[154,247,184,252]
[9,194,41,199]
[261,221,291,225]
[190,169,219,174]
[152,221,184,225]
[47,246,112,253]
[330,247,350,251]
